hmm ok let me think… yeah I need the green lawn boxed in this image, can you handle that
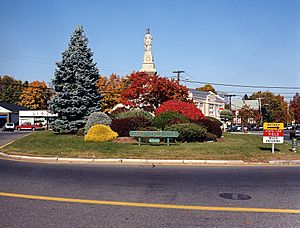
[1,131,299,162]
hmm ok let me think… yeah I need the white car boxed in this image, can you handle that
[2,123,15,131]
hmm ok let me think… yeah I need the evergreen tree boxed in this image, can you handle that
[49,26,102,133]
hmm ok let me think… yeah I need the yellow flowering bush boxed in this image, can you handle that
[84,124,118,142]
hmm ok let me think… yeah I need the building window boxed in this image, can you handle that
[209,104,214,110]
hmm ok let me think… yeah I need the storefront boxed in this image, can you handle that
[19,110,58,129]
[0,106,10,127]
[0,102,28,127]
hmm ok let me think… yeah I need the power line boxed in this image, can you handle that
[181,79,300,90]
[0,53,54,65]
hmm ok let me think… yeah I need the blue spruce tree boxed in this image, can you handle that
[49,26,102,133]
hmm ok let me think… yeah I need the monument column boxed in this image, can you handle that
[140,28,157,74]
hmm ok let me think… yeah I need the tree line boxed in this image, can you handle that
[1,26,299,133]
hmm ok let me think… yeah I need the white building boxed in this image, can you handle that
[189,89,225,120]
[231,98,260,124]
[231,98,259,111]
[19,110,58,129]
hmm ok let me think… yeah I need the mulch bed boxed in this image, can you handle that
[113,137,137,143]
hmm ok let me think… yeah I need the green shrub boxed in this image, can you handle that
[84,124,118,142]
[113,109,154,123]
[109,106,130,119]
[139,126,161,131]
[85,112,112,133]
[153,111,190,130]
[76,128,85,136]
[111,116,152,137]
[165,123,207,142]
[205,132,218,142]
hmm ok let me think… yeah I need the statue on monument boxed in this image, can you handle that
[140,28,156,74]
[144,28,152,52]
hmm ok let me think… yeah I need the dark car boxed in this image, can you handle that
[290,125,300,139]
[228,125,242,132]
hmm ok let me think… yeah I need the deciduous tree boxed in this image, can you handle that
[121,72,189,112]
[238,105,258,126]
[0,75,24,104]
[196,84,217,94]
[250,91,291,123]
[49,26,102,133]
[19,80,52,110]
[290,93,300,123]
[97,74,128,113]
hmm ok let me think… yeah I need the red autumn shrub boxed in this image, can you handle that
[195,118,223,138]
[155,100,205,121]
[111,116,152,137]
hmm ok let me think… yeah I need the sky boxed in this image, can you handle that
[0,0,299,99]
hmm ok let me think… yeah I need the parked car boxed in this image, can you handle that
[228,125,242,132]
[15,122,45,131]
[290,125,300,139]
[2,122,15,131]
[284,124,293,130]
[251,126,263,131]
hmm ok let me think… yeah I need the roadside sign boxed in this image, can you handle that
[263,122,284,154]
[263,123,284,130]
[263,137,284,144]
[263,130,284,137]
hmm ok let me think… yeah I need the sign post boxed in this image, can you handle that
[263,123,284,154]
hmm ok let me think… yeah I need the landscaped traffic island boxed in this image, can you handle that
[1,131,298,162]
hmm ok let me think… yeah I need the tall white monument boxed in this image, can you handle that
[140,28,157,74]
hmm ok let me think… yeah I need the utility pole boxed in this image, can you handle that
[173,70,185,82]
[255,97,264,126]
[225,94,236,110]
[256,97,262,113]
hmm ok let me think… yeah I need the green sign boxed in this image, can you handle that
[149,138,160,143]
[129,131,179,138]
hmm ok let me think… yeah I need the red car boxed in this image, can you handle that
[16,122,45,131]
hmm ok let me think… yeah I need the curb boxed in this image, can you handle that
[268,160,300,165]
[1,152,300,166]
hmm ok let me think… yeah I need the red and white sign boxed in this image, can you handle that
[263,123,284,144]
[263,130,284,137]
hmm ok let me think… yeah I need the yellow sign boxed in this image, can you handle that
[263,123,284,130]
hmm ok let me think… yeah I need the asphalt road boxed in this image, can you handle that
[0,131,31,147]
[0,160,299,227]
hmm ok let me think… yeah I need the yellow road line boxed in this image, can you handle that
[0,191,300,214]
